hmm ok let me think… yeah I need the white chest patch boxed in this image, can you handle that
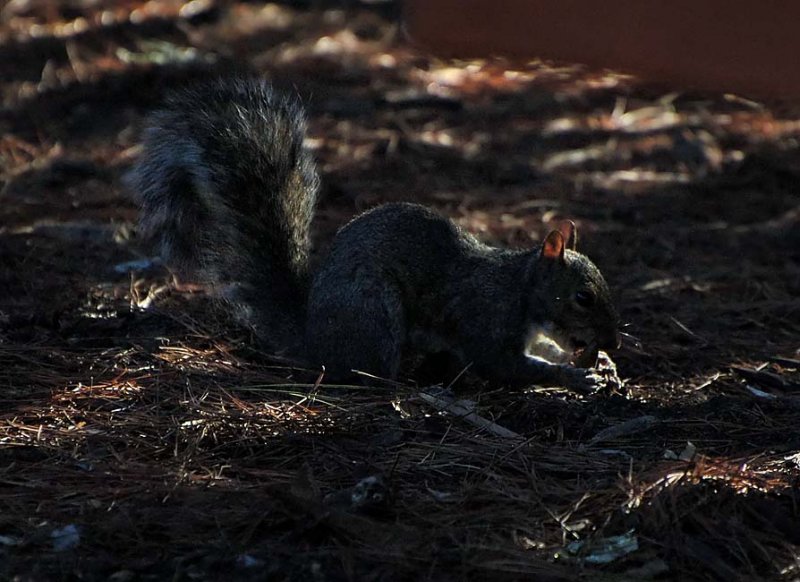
[524,324,571,365]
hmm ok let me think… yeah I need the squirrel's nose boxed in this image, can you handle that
[598,329,622,350]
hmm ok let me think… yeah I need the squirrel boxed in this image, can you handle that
[126,77,620,391]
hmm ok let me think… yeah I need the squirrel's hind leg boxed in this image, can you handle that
[306,276,405,383]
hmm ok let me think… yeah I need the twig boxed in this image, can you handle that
[417,391,522,440]
[585,416,659,448]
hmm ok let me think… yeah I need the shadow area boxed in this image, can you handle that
[2,2,800,580]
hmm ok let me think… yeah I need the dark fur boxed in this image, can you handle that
[308,203,619,387]
[128,77,619,388]
[125,78,319,351]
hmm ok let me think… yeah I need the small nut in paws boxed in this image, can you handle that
[595,350,622,390]
[559,365,604,393]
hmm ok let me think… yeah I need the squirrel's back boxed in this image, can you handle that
[126,78,319,350]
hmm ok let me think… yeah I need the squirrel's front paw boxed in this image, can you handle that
[558,365,604,393]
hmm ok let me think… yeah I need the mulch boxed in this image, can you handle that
[1,1,799,580]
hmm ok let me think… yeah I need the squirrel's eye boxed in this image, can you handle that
[575,290,595,308]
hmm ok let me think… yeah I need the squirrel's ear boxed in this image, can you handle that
[558,220,577,251]
[541,230,566,262]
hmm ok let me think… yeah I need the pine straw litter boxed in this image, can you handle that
[1,303,799,580]
[1,1,799,579]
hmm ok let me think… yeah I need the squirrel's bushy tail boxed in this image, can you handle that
[126,78,319,351]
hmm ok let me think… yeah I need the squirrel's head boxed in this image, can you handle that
[525,221,620,358]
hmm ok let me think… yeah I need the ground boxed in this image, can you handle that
[1,1,799,580]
